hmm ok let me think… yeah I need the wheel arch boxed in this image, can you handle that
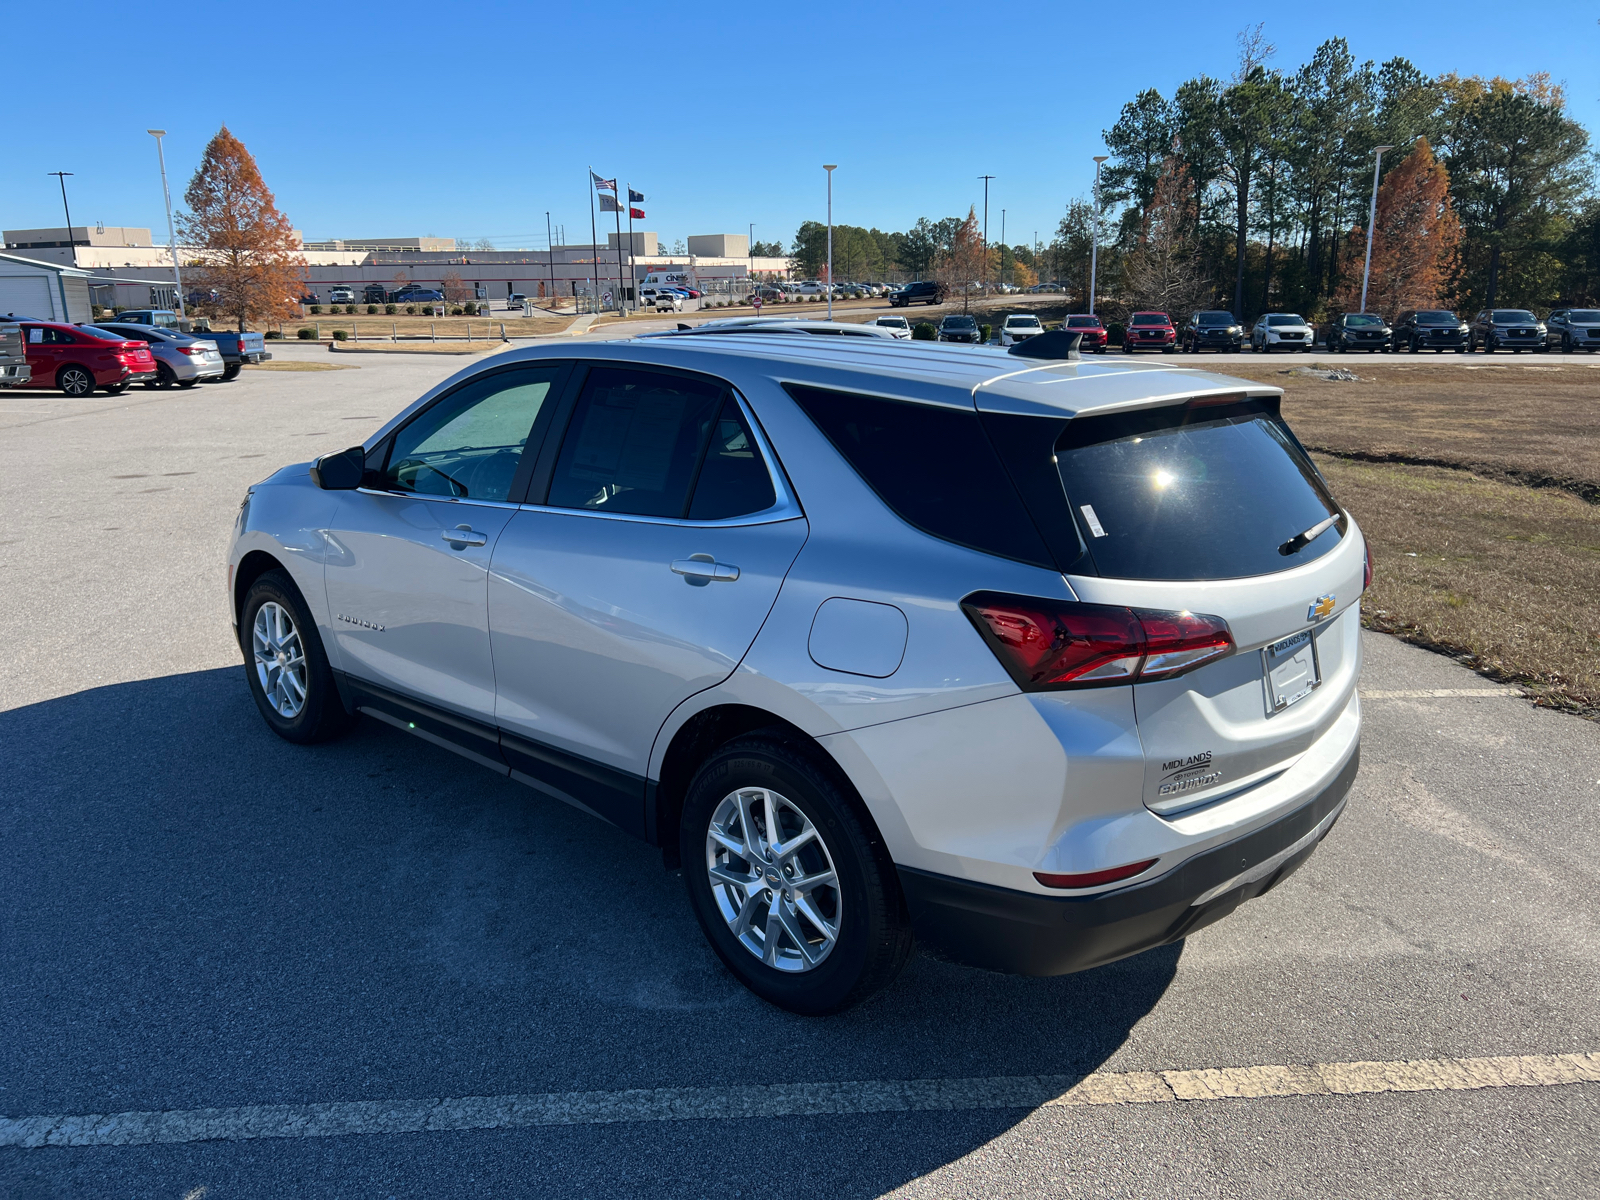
[233,550,291,633]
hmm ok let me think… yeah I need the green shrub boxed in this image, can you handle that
[1107,321,1125,346]
[345,304,356,314]
[912,322,937,341]
[464,302,478,316]
[451,306,464,316]
[385,303,397,315]
[366,304,378,314]
[422,305,435,316]
[308,304,321,314]
[332,329,348,341]
[979,323,992,344]
[405,305,417,315]
[297,328,315,340]
[264,330,283,340]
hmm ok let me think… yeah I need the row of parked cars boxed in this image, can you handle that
[0,309,270,395]
[1174,308,1600,355]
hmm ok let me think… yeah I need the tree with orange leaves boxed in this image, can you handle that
[1334,138,1461,316]
[933,208,990,312]
[179,127,304,331]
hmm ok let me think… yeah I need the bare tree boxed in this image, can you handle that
[441,270,470,304]
[1122,160,1214,317]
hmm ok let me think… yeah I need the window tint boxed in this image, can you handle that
[80,326,132,341]
[1344,314,1383,327]
[1130,313,1168,326]
[1196,312,1234,325]
[1567,310,1600,322]
[546,367,725,517]
[1266,314,1305,326]
[1054,401,1343,581]
[687,397,777,520]
[384,366,561,502]
[1417,311,1457,324]
[1492,310,1535,322]
[785,384,1053,568]
[1066,316,1102,328]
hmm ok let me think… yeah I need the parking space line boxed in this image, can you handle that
[1360,687,1524,699]
[5,1053,1596,1149]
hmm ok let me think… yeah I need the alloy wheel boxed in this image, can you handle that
[705,787,842,973]
[252,600,308,718]
[59,367,92,396]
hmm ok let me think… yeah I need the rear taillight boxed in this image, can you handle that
[1363,541,1373,591]
[962,592,1234,690]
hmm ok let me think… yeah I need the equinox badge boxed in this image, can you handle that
[1307,594,1336,623]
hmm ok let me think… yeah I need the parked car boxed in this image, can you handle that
[1061,314,1109,353]
[793,281,827,296]
[1327,313,1392,353]
[298,293,319,306]
[329,287,356,305]
[889,281,946,307]
[869,315,913,339]
[0,319,32,388]
[16,321,156,395]
[1543,307,1600,354]
[108,308,182,330]
[1390,309,1468,354]
[362,284,390,305]
[937,314,981,343]
[1250,313,1314,353]
[992,282,1020,295]
[94,322,225,388]
[1182,311,1243,353]
[644,318,900,340]
[231,337,1366,1013]
[1468,309,1545,354]
[651,292,684,312]
[393,287,446,303]
[999,314,1044,346]
[506,294,528,309]
[1124,312,1177,353]
[116,311,270,379]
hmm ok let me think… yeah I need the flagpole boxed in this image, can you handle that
[587,168,599,312]
[626,187,636,314]
[613,194,625,316]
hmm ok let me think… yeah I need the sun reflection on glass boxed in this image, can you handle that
[1153,469,1175,489]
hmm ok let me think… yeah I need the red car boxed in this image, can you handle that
[1123,311,1177,353]
[1061,314,1109,352]
[19,321,157,396]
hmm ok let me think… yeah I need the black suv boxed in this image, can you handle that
[1544,308,1600,354]
[1469,309,1545,353]
[889,281,946,308]
[362,284,389,305]
[1391,309,1467,353]
[1181,311,1242,353]
[1328,312,1392,353]
[937,314,980,343]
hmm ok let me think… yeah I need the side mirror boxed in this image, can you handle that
[310,445,366,490]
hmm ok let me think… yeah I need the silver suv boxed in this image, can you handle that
[229,337,1366,1013]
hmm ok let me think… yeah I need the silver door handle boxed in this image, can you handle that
[442,525,488,547]
[671,555,740,582]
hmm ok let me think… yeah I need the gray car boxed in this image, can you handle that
[228,336,1366,1013]
[1468,309,1545,353]
[96,322,225,387]
[1543,307,1600,354]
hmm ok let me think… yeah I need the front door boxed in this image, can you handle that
[323,362,569,760]
[487,365,807,834]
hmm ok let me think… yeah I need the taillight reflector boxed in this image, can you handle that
[1035,858,1159,889]
[962,592,1234,690]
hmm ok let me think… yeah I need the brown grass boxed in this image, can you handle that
[275,313,569,340]
[242,361,356,372]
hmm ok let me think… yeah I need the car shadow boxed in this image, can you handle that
[0,667,1181,1198]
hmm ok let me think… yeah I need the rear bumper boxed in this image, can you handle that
[898,746,1358,976]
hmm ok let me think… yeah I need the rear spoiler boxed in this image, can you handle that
[1007,329,1082,360]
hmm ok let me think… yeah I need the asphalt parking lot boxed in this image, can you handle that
[2,348,1597,1198]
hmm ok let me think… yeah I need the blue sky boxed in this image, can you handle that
[4,3,1595,253]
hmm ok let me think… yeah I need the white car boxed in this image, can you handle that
[1251,313,1315,353]
[650,292,684,312]
[329,287,355,305]
[794,281,827,296]
[231,335,1365,1014]
[870,316,912,339]
[999,314,1044,346]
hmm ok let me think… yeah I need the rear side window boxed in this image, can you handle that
[1055,402,1343,580]
[784,384,1052,568]
[687,397,777,520]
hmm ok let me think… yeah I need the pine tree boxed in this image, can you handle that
[1334,138,1461,314]
[179,127,304,331]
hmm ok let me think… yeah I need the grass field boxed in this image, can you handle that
[270,312,569,341]
[1233,363,1600,715]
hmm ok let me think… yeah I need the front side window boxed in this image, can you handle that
[384,365,562,502]
[545,367,725,518]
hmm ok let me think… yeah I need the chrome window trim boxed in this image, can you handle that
[529,383,803,528]
[354,488,525,511]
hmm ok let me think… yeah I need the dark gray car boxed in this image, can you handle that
[95,322,225,388]
[1543,308,1600,354]
[1390,309,1468,354]
[1468,309,1545,354]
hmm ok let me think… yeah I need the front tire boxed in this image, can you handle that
[240,569,351,744]
[680,735,912,1015]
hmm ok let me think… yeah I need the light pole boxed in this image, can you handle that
[1000,208,1006,286]
[546,211,556,306]
[1089,156,1108,315]
[47,172,77,268]
[1359,145,1395,315]
[977,175,995,291]
[146,131,185,318]
[824,164,836,320]
[748,222,754,297]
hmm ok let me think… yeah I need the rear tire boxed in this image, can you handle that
[222,363,242,381]
[156,363,176,389]
[57,365,94,396]
[680,734,912,1015]
[239,569,351,745]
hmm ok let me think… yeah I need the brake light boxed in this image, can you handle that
[962,592,1234,690]
[1035,858,1159,889]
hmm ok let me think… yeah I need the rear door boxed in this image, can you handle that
[487,363,806,834]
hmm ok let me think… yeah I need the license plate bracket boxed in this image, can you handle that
[1262,628,1321,715]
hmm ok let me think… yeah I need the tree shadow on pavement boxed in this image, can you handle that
[0,667,1182,1199]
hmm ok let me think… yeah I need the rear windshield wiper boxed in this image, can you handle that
[1278,513,1341,556]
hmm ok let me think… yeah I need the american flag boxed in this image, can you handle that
[590,171,617,191]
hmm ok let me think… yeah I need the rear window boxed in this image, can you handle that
[1054,401,1343,580]
[784,385,1052,568]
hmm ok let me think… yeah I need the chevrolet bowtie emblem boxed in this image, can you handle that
[1308,594,1336,622]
